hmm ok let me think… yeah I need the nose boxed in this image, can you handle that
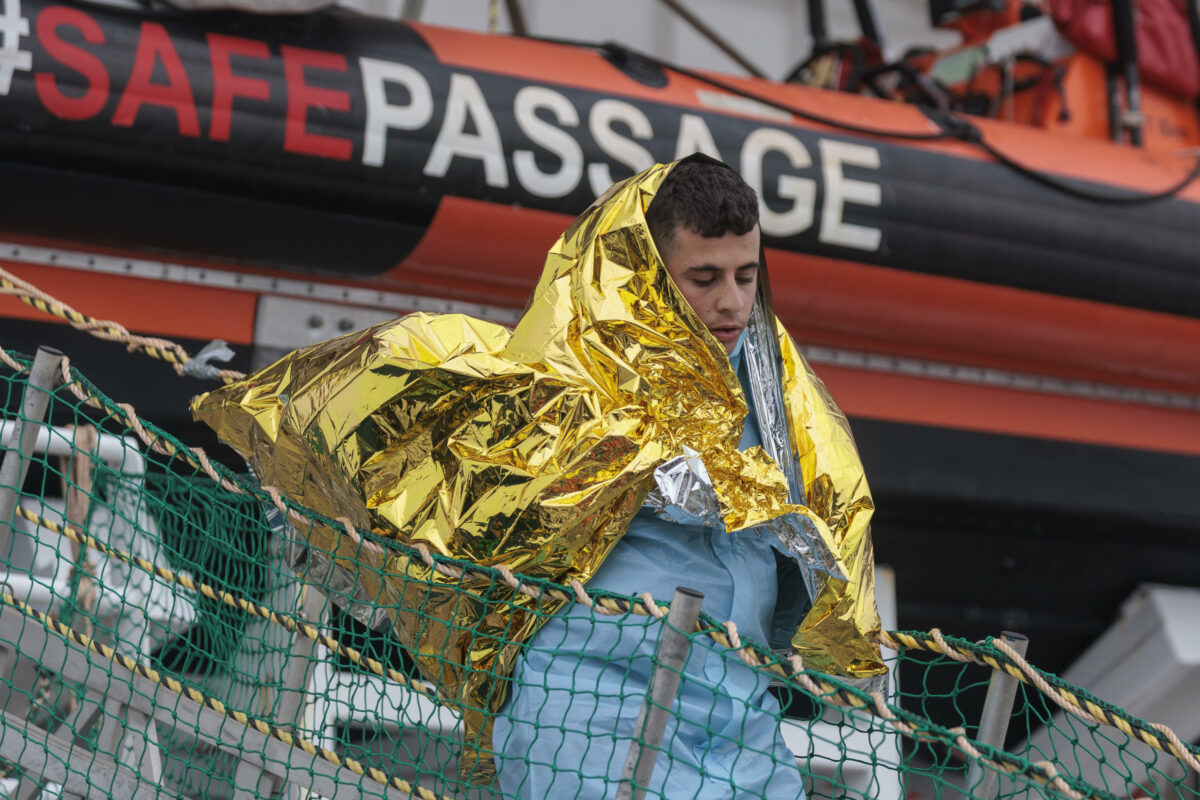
[714,275,747,314]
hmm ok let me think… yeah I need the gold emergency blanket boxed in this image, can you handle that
[192,160,884,782]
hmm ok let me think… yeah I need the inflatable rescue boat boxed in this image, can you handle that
[1,0,1199,673]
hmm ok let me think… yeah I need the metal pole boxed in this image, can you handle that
[965,631,1030,799]
[657,0,767,79]
[503,0,528,36]
[807,0,828,52]
[400,0,424,20]
[0,347,64,553]
[1111,0,1144,146]
[615,587,705,800]
[1106,64,1123,143]
[1185,0,1200,117]
[850,0,885,54]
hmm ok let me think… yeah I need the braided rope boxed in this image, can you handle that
[1,347,1196,788]
[8,503,442,702]
[786,653,1098,799]
[0,506,1104,800]
[0,589,451,800]
[0,266,246,384]
[879,630,1200,775]
[29,471,1172,799]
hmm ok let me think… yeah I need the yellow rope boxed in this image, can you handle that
[1,345,1196,786]
[878,630,1200,776]
[19,482,1197,793]
[0,590,452,800]
[0,265,246,384]
[0,580,1097,800]
[9,503,441,702]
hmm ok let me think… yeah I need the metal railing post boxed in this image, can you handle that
[0,347,64,552]
[616,586,704,800]
[965,631,1030,798]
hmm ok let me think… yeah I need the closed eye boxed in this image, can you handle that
[682,264,758,288]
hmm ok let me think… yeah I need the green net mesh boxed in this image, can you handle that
[0,349,1195,800]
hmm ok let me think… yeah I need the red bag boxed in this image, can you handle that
[1047,0,1200,99]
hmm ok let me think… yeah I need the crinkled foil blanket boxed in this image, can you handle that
[193,160,884,783]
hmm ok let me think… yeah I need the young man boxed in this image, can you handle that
[193,156,883,797]
[494,158,833,798]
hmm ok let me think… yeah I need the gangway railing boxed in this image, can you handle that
[0,343,1195,800]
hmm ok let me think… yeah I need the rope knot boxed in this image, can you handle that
[181,340,236,381]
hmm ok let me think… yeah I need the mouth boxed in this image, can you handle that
[708,325,743,343]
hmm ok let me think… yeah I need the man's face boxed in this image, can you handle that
[661,223,761,355]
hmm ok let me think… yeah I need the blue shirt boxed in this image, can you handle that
[494,338,810,799]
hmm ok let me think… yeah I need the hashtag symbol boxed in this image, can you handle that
[0,0,31,97]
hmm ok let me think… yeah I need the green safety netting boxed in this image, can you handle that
[0,349,1194,800]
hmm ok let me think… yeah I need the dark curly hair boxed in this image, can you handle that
[645,157,760,254]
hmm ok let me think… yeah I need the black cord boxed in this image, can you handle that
[978,132,1200,204]
[529,35,1200,206]
[923,109,1200,204]
[596,39,954,142]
